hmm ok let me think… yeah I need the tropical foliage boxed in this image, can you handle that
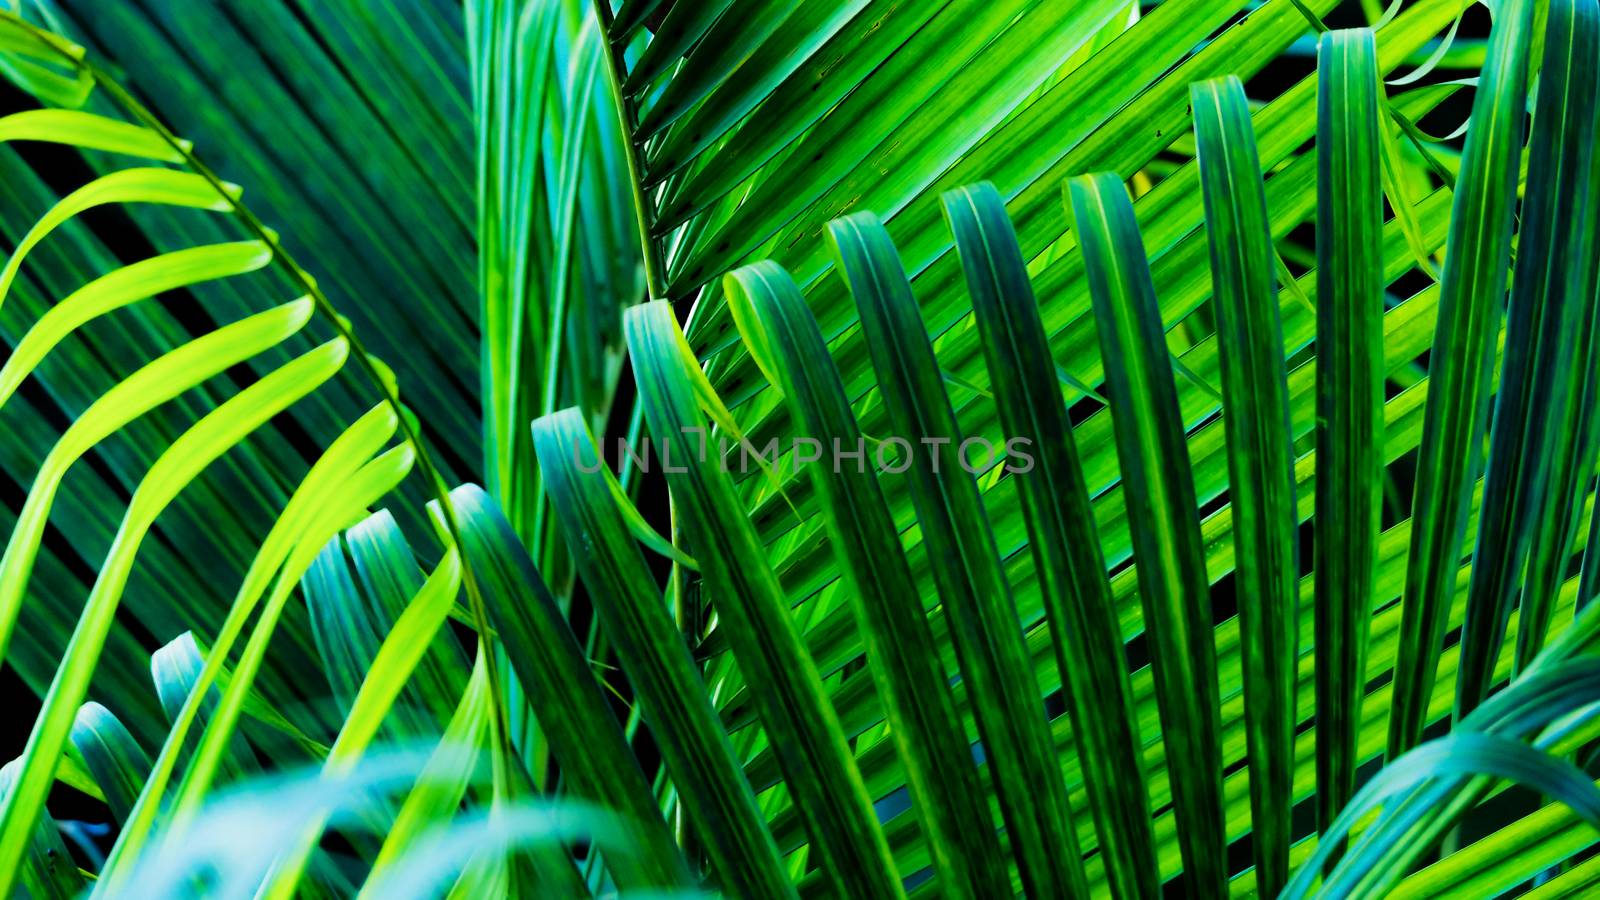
[0,0,1599,897]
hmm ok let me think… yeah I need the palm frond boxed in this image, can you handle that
[5,0,1600,897]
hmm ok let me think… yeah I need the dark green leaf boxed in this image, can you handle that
[1477,0,1600,678]
[723,261,1010,899]
[532,408,796,900]
[68,702,150,827]
[941,183,1158,898]
[1191,76,1300,896]
[1067,171,1225,897]
[1388,0,1537,757]
[829,212,1086,899]
[1312,27,1385,831]
[625,300,903,899]
[448,483,693,893]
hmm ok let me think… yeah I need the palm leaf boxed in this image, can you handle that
[942,182,1158,897]
[725,259,1012,898]
[1312,26,1385,834]
[1192,75,1300,894]
[1459,0,1599,693]
[6,0,1600,896]
[1388,0,1536,756]
[533,406,795,899]
[626,299,902,898]
[1068,171,1226,896]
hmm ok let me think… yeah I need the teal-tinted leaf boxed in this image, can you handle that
[100,403,399,892]
[159,443,416,846]
[303,510,470,737]
[1315,635,1600,896]
[1309,650,1600,894]
[303,537,387,721]
[150,633,258,783]
[1067,172,1225,897]
[1290,731,1600,898]
[344,511,470,727]
[260,540,466,899]
[68,702,150,827]
[360,650,493,895]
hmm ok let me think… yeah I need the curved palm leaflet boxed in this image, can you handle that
[0,0,1599,897]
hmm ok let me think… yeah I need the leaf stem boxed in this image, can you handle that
[590,0,666,300]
